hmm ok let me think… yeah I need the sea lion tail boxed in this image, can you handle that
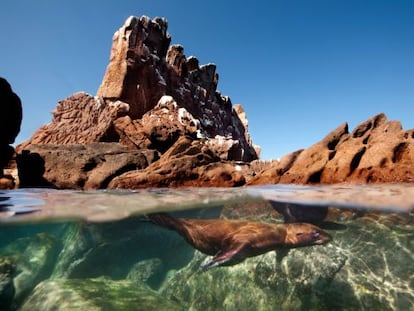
[147,212,181,231]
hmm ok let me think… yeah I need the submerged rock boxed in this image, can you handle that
[0,205,411,310]
[0,233,59,306]
[126,258,163,289]
[159,246,345,310]
[51,218,194,280]
[19,277,183,311]
[0,257,16,310]
[159,215,414,310]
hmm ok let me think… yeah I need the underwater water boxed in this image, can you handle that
[0,184,413,311]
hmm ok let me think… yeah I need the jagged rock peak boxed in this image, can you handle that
[96,15,224,119]
[97,15,172,118]
[20,14,258,171]
[123,15,170,57]
[95,14,258,161]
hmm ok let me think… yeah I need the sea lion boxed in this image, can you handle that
[270,202,329,225]
[148,213,331,270]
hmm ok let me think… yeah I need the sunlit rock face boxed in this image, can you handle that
[21,16,257,163]
[108,136,246,189]
[249,113,414,185]
[97,16,171,119]
[97,15,257,161]
[16,15,258,189]
[18,92,129,148]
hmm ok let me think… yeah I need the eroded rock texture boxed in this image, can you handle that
[19,93,129,147]
[108,136,246,189]
[17,143,159,189]
[17,15,258,189]
[249,113,414,185]
[21,16,257,163]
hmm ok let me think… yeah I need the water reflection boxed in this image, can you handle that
[0,193,13,218]
[0,192,41,218]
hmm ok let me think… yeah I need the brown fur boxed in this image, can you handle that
[148,213,331,270]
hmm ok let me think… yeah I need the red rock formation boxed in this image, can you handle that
[97,16,170,119]
[15,15,258,189]
[17,143,159,189]
[96,15,257,161]
[20,15,257,162]
[17,15,412,189]
[112,96,202,152]
[249,113,414,185]
[108,136,245,189]
[18,92,129,149]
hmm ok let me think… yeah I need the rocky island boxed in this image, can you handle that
[14,15,258,190]
[1,15,413,189]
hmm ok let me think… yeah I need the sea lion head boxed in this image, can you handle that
[284,223,331,247]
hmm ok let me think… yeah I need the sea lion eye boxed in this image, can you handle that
[296,232,303,237]
[312,231,320,239]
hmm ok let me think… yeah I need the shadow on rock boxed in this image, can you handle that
[0,145,14,177]
[16,151,55,188]
[299,276,360,310]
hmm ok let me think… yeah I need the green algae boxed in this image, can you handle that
[20,277,183,311]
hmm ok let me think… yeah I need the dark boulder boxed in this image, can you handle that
[0,78,22,178]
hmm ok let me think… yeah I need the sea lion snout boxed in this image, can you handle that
[311,229,332,245]
[285,223,331,247]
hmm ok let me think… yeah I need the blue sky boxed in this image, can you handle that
[1,0,413,159]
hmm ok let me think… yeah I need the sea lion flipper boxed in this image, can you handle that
[201,245,246,271]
